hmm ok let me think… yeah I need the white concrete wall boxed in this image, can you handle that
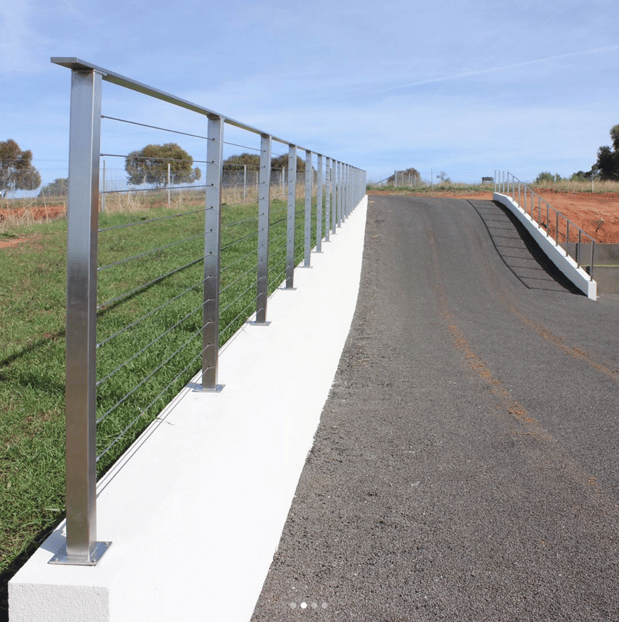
[493,193,597,300]
[9,197,368,622]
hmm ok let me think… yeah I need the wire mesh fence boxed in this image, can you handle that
[49,58,366,565]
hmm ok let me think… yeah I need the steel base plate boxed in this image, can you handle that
[49,541,112,566]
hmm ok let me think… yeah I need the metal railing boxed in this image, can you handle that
[50,58,366,565]
[494,171,595,280]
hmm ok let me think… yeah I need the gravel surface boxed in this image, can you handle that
[250,195,619,621]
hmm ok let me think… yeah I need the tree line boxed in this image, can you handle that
[536,123,619,183]
[7,122,617,199]
[0,139,315,198]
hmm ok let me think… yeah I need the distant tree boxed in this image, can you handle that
[0,139,41,197]
[39,177,68,197]
[224,153,260,168]
[594,145,619,181]
[590,124,619,181]
[534,172,563,184]
[125,143,201,187]
[271,153,306,172]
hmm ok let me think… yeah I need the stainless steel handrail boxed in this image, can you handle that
[51,58,367,565]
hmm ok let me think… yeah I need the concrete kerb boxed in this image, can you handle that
[493,192,597,300]
[9,196,369,622]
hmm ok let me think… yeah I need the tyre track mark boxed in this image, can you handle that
[427,229,618,512]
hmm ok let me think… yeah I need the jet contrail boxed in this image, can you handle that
[367,45,619,95]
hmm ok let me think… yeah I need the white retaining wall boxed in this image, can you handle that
[9,197,368,622]
[493,193,597,300]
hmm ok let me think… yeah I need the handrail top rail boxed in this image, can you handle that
[51,57,356,166]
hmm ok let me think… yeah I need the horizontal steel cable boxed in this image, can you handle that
[101,152,210,165]
[219,280,256,318]
[220,264,257,297]
[222,215,259,230]
[269,214,288,228]
[96,320,210,426]
[221,198,259,207]
[97,256,203,310]
[268,255,287,272]
[96,297,207,387]
[221,297,255,337]
[99,207,205,233]
[223,141,260,152]
[101,115,208,140]
[97,352,202,462]
[97,277,209,348]
[220,247,257,274]
[98,232,203,272]
[97,345,206,463]
[220,229,259,252]
[268,230,288,245]
[101,184,207,195]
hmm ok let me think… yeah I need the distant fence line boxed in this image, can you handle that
[49,57,366,566]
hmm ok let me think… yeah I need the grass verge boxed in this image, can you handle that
[0,190,321,620]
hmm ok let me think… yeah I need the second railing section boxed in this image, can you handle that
[494,170,596,281]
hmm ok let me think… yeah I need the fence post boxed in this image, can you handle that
[304,150,312,267]
[286,144,297,289]
[316,154,323,252]
[334,161,338,231]
[325,157,331,243]
[341,162,346,223]
[348,164,352,216]
[330,160,336,235]
[52,67,110,566]
[254,133,271,325]
[336,161,342,228]
[202,115,224,391]
[101,158,106,213]
[167,162,171,207]
[343,164,348,220]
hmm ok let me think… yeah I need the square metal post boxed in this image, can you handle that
[304,150,312,267]
[346,164,351,217]
[286,144,297,289]
[316,154,323,252]
[202,115,224,391]
[52,67,111,566]
[342,164,347,220]
[337,162,344,227]
[334,161,338,228]
[255,134,271,324]
[325,157,331,242]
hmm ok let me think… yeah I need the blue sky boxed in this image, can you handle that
[1,0,619,188]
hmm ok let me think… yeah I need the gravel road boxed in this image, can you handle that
[250,195,619,621]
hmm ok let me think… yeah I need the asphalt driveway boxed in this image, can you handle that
[251,195,619,621]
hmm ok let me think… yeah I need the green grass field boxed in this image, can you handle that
[0,190,324,619]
